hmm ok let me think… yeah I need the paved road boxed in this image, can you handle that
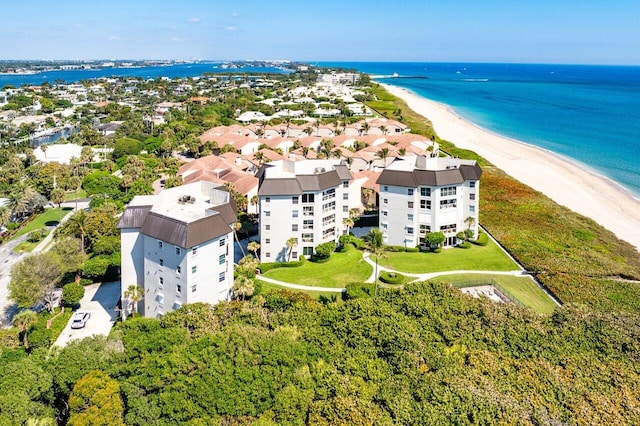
[53,281,121,348]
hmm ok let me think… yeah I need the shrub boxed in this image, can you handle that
[314,242,335,259]
[406,246,420,253]
[384,245,405,252]
[471,232,489,246]
[379,271,405,284]
[28,327,52,350]
[433,247,442,253]
[259,257,306,273]
[62,283,85,306]
[27,229,44,243]
[345,283,375,299]
[458,242,471,249]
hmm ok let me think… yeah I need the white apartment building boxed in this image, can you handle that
[376,156,482,248]
[117,181,236,318]
[256,159,352,263]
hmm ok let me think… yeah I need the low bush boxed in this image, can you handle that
[379,271,405,284]
[457,242,471,249]
[259,257,306,273]
[384,245,405,252]
[27,230,44,243]
[406,246,420,253]
[471,232,489,246]
[433,247,442,253]
[62,283,85,306]
[345,283,375,299]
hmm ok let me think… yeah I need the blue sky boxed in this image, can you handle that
[1,0,638,64]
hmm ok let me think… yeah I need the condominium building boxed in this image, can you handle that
[256,159,352,263]
[117,181,236,318]
[376,156,482,248]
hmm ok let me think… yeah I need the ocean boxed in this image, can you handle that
[3,61,639,196]
[319,62,640,197]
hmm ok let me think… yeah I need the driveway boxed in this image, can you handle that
[53,281,121,348]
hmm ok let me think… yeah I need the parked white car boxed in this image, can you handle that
[71,311,91,329]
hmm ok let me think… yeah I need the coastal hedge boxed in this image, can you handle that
[258,257,306,273]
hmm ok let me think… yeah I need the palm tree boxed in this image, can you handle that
[124,284,143,318]
[0,206,10,228]
[362,188,373,210]
[233,275,254,301]
[64,210,88,253]
[40,144,48,158]
[13,310,37,349]
[50,188,66,223]
[376,147,390,167]
[232,222,246,257]
[361,122,370,135]
[379,125,388,135]
[247,241,261,258]
[286,237,297,261]
[464,216,477,239]
[367,229,384,296]
[342,217,354,235]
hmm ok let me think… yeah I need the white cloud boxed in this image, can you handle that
[171,37,186,42]
[188,17,200,22]
[108,35,121,41]
[231,12,239,17]
[226,26,237,31]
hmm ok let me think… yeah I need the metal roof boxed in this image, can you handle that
[139,212,232,249]
[116,205,153,229]
[377,163,481,188]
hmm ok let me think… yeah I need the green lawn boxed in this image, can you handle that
[13,230,52,253]
[263,245,372,288]
[258,281,344,302]
[9,207,73,241]
[435,273,558,315]
[64,189,87,201]
[374,239,517,274]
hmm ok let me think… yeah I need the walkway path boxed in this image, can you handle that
[255,275,346,293]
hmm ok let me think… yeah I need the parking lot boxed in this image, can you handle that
[53,281,121,348]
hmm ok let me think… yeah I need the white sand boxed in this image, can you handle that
[382,83,640,251]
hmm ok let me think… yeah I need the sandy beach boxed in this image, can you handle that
[381,83,640,251]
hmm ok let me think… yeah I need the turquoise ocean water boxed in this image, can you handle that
[3,62,639,196]
[319,62,640,197]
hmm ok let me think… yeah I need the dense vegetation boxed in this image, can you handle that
[2,284,640,424]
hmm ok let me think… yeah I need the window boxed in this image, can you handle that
[322,214,335,226]
[303,247,313,256]
[383,198,388,204]
[343,206,348,213]
[265,197,271,203]
[159,277,164,288]
[192,247,198,256]
[292,210,299,218]
[441,186,457,197]
[303,206,314,216]
[303,220,314,230]
[175,247,181,256]
[159,259,164,267]
[191,284,197,293]
[407,214,413,221]
[191,266,197,274]
[176,284,182,294]
[265,238,271,244]
[407,227,414,235]
[219,238,226,247]
[440,199,457,209]
[420,224,431,234]
[382,223,388,229]
[343,181,349,188]
[420,199,431,210]
[440,224,457,233]
[343,193,348,200]
[219,254,225,265]
[382,210,388,216]
[219,272,226,282]
[420,187,431,197]
[158,241,163,249]
[265,211,271,217]
[383,186,388,191]
[408,201,414,208]
[302,193,315,203]
[407,188,414,196]
[302,233,314,243]
[322,227,336,238]
[469,193,476,200]
[265,224,271,231]
[470,181,476,188]
[292,196,299,204]
[322,201,336,213]
[176,266,181,276]
[266,252,271,258]
[322,188,336,201]
[469,205,476,213]
[292,224,298,232]
[291,251,298,259]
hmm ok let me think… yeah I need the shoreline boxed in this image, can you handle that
[380,83,640,251]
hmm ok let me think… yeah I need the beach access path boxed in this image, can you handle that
[381,83,640,251]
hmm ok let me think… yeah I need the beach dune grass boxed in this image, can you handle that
[374,238,517,274]
[435,273,557,314]
[262,244,371,288]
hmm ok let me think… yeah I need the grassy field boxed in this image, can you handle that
[374,238,518,274]
[12,230,52,253]
[9,207,73,240]
[434,273,557,315]
[258,281,344,302]
[263,245,372,288]
[64,189,87,201]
